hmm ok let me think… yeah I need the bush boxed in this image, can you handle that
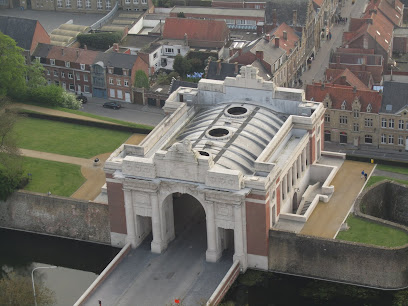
[0,168,23,201]
[26,85,81,110]
[77,32,123,50]
[61,90,81,110]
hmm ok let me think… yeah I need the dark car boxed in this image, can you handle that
[103,101,121,109]
[76,94,87,104]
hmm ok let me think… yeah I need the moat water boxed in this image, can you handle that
[1,228,407,306]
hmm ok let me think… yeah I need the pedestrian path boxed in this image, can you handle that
[373,169,408,181]
[300,160,375,238]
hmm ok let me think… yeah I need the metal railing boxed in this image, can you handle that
[90,1,119,31]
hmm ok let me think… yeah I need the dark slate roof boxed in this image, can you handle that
[0,16,37,50]
[31,43,52,58]
[265,0,309,26]
[206,61,243,80]
[381,78,408,113]
[169,79,198,94]
[94,52,138,69]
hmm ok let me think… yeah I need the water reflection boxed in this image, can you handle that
[0,228,120,306]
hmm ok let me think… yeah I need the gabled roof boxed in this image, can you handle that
[313,0,323,7]
[269,22,300,55]
[0,16,38,51]
[306,83,382,113]
[94,52,139,69]
[206,61,243,80]
[364,0,403,26]
[381,75,408,113]
[32,43,52,59]
[250,37,286,65]
[327,68,369,90]
[163,18,230,42]
[47,45,99,64]
[265,0,310,26]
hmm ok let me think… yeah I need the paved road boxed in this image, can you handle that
[82,98,166,127]
[0,8,104,33]
[301,160,375,238]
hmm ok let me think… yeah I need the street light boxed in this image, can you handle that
[31,266,57,306]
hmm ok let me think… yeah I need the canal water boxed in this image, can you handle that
[0,228,120,306]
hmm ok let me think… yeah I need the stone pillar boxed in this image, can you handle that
[206,202,221,262]
[124,190,137,248]
[151,193,165,253]
[288,169,292,192]
[302,149,307,171]
[233,204,247,270]
[282,175,287,201]
[297,156,302,178]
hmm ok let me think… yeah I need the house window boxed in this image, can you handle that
[399,120,404,129]
[339,116,348,124]
[398,136,404,145]
[389,134,394,144]
[153,52,157,59]
[353,123,359,132]
[364,118,373,127]
[53,70,58,77]
[97,0,102,9]
[66,0,71,7]
[108,68,113,74]
[367,104,372,112]
[50,59,55,66]
[365,135,372,144]
[125,0,130,3]
[48,79,51,84]
[324,130,331,141]
[141,0,146,4]
[109,78,113,84]
[255,4,260,9]
[109,88,115,97]
[77,0,82,7]
[69,83,75,91]
[106,0,111,9]
[123,69,128,76]
[61,71,65,78]
[62,82,66,89]
[47,69,50,75]
[57,0,62,7]
[324,113,330,122]
[85,0,91,8]
[117,90,123,99]
[133,0,138,3]
[341,100,346,110]
[68,72,73,79]
[340,132,347,144]
[178,49,181,54]
[75,74,80,80]
[381,134,386,144]
[165,48,174,54]
[65,61,70,68]
[389,119,394,128]
[80,64,85,70]
[117,79,121,86]
[381,118,387,128]
[124,80,129,87]
[353,109,359,118]
[84,74,88,82]
[84,85,90,93]
[55,81,60,86]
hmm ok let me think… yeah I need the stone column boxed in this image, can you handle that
[297,156,302,178]
[124,190,137,248]
[292,164,297,186]
[206,202,220,262]
[233,204,247,269]
[302,149,307,171]
[282,175,287,201]
[288,168,292,192]
[151,193,165,253]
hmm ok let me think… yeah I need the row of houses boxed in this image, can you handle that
[306,0,408,152]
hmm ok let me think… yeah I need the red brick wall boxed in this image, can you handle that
[246,200,269,256]
[31,21,50,53]
[393,36,408,53]
[276,185,280,215]
[107,181,127,235]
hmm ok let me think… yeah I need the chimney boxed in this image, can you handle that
[275,37,280,48]
[353,86,357,93]
[283,31,287,40]
[216,60,222,75]
[265,34,270,41]
[84,45,87,50]
[61,48,64,55]
[256,50,264,60]
[293,10,297,26]
[366,18,373,25]
[113,43,119,52]
[272,9,277,25]
[184,33,188,46]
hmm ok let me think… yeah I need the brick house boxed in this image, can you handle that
[325,68,375,90]
[0,16,50,64]
[364,0,404,27]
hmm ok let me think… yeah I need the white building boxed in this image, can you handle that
[104,66,337,271]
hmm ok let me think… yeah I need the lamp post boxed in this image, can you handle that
[31,266,57,306]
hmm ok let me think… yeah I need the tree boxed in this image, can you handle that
[0,32,27,99]
[173,55,191,77]
[26,60,47,89]
[0,272,55,306]
[134,70,150,89]
[0,98,23,201]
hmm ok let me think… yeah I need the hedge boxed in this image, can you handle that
[346,154,408,168]
[77,32,123,50]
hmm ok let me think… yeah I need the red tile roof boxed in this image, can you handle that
[163,18,230,42]
[47,45,99,64]
[306,83,382,113]
[325,68,368,90]
[313,0,324,7]
[364,0,403,26]
[269,22,299,55]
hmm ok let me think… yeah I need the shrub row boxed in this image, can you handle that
[346,154,408,168]
[77,32,123,50]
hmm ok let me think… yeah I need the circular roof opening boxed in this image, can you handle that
[227,106,247,116]
[198,150,210,156]
[208,128,230,138]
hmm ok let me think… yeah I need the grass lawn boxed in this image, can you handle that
[365,176,408,189]
[376,164,408,175]
[336,215,408,247]
[22,156,85,197]
[14,117,132,158]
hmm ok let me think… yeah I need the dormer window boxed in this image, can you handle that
[341,100,346,110]
[50,59,55,65]
[108,67,113,74]
[367,104,372,113]
[80,64,85,70]
[123,69,128,76]
[65,61,70,68]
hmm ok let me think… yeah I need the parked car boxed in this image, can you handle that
[76,94,87,104]
[103,101,121,109]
